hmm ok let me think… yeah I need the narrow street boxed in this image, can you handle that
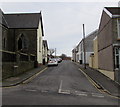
[2,60,119,105]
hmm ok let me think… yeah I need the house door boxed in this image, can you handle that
[115,47,120,69]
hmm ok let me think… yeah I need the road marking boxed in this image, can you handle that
[92,94,104,98]
[77,93,87,96]
[23,67,48,84]
[2,85,20,89]
[41,90,48,93]
[59,90,70,95]
[78,68,102,93]
[58,80,63,93]
[25,89,37,92]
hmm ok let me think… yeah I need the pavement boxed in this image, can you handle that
[75,62,120,97]
[1,65,47,87]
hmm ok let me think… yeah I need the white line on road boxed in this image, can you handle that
[59,90,71,95]
[92,93,104,98]
[92,94,104,98]
[77,93,88,96]
[58,80,63,93]
[75,91,87,94]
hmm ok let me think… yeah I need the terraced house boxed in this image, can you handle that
[1,10,45,79]
[98,7,120,83]
[72,29,98,64]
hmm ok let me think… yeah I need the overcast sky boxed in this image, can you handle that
[0,1,119,56]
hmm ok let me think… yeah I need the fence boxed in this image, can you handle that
[0,50,36,62]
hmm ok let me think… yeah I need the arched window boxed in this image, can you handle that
[17,34,28,51]
[18,38,22,50]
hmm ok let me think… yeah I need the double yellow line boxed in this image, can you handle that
[78,68,120,99]
[3,67,48,88]
[23,67,48,84]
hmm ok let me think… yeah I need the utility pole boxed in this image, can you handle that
[55,48,56,57]
[83,24,86,69]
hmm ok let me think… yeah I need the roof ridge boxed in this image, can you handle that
[4,12,41,15]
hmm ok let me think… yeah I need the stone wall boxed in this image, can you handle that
[2,61,34,80]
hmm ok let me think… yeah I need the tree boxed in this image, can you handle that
[48,49,55,56]
[60,54,67,60]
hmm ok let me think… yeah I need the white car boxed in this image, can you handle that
[48,58,58,66]
[56,58,62,63]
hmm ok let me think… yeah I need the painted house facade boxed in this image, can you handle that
[72,48,76,62]
[89,36,99,69]
[1,10,45,79]
[98,7,120,83]
[42,40,48,65]
[72,29,98,64]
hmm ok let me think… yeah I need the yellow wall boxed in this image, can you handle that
[99,69,114,80]
[89,55,94,68]
[37,21,43,64]
[89,37,114,80]
[89,37,98,68]
[93,37,98,69]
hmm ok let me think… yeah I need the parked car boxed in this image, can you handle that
[48,58,58,66]
[56,58,62,63]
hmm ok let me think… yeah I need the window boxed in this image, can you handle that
[117,19,120,38]
[18,38,22,50]
[18,34,28,51]
[115,47,120,69]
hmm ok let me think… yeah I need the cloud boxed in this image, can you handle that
[1,2,118,56]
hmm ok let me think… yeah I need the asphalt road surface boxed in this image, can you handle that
[2,60,119,105]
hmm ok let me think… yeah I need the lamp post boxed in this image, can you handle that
[83,24,86,69]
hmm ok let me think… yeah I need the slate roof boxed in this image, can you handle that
[4,13,40,28]
[85,29,98,41]
[2,11,44,36]
[105,7,120,15]
[0,9,9,28]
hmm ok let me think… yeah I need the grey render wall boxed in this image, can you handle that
[85,30,98,52]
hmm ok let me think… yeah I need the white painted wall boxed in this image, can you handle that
[76,51,93,64]
[118,1,120,7]
[45,48,48,62]
[37,21,43,64]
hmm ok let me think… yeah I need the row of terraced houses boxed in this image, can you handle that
[1,10,49,79]
[72,7,120,84]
